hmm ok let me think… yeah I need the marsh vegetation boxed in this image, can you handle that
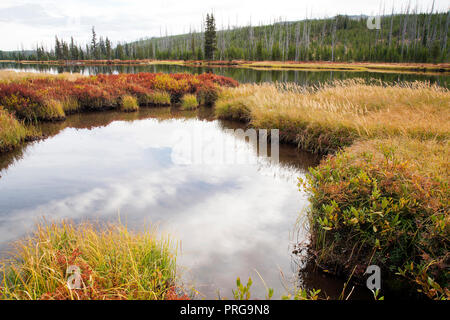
[0,220,181,300]
[215,80,449,299]
[0,69,448,300]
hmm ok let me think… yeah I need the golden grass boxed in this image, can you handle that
[146,91,172,106]
[60,96,81,114]
[0,107,38,152]
[240,61,450,74]
[0,220,178,300]
[347,137,449,181]
[180,94,199,110]
[216,80,450,153]
[120,95,139,112]
[0,70,85,83]
[39,99,66,120]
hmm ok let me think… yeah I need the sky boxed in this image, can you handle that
[0,0,448,51]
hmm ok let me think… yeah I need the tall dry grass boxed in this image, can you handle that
[0,70,84,83]
[216,80,450,153]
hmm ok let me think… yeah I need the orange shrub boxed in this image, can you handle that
[0,72,238,121]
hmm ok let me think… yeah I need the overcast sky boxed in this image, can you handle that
[0,0,448,51]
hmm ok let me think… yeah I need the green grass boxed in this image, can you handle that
[0,220,179,300]
[180,94,199,110]
[38,99,66,120]
[120,95,139,112]
[146,91,172,106]
[61,96,81,114]
[0,107,39,152]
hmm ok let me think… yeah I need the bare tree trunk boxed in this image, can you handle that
[426,0,436,47]
[401,2,411,59]
[442,11,449,55]
[331,18,337,62]
[295,22,300,61]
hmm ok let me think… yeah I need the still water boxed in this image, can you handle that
[1,108,353,299]
[1,61,448,88]
[0,61,408,299]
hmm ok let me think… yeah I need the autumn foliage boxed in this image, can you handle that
[0,72,238,121]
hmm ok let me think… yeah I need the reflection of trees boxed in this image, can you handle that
[0,144,26,176]
[1,62,447,88]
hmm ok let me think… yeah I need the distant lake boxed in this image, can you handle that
[1,61,448,88]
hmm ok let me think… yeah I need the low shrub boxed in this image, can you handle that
[301,138,449,299]
[196,81,219,106]
[71,84,116,110]
[153,74,190,103]
[0,84,65,121]
[0,72,238,121]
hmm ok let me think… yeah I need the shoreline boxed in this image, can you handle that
[1,72,448,300]
[215,82,449,300]
[1,59,449,75]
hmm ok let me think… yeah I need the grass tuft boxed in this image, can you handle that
[0,220,180,300]
[120,95,139,112]
[146,91,172,106]
[0,107,39,152]
[180,94,199,110]
[39,99,66,120]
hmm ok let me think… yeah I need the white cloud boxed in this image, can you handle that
[0,117,311,297]
[0,0,448,50]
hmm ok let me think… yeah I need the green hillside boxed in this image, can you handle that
[1,12,449,63]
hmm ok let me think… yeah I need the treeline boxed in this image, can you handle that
[1,11,449,63]
[137,12,449,63]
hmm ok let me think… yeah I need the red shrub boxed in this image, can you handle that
[0,72,239,120]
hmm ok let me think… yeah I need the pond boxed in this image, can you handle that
[2,62,432,299]
[1,61,449,88]
[0,107,373,299]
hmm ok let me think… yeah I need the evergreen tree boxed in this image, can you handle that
[91,26,99,59]
[105,37,112,60]
[54,36,62,60]
[204,13,217,60]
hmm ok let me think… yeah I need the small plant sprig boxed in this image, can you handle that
[232,277,253,300]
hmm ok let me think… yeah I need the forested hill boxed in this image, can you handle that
[131,13,449,63]
[1,12,449,63]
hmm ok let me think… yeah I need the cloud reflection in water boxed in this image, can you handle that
[0,117,313,298]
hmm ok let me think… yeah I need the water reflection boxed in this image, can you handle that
[0,108,327,299]
[1,62,448,88]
